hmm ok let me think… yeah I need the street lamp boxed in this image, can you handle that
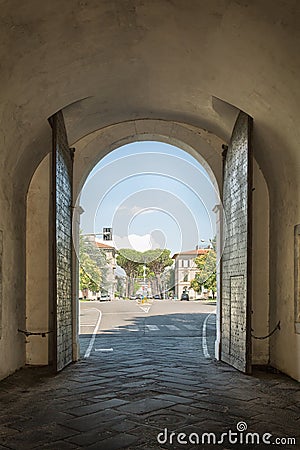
[200,239,213,249]
[82,227,112,240]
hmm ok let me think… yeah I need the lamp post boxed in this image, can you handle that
[143,264,146,297]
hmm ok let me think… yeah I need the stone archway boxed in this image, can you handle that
[72,118,270,369]
[72,119,224,198]
[24,116,270,373]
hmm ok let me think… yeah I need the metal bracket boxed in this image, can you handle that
[251,321,280,340]
[18,329,53,338]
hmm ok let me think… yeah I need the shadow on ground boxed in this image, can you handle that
[0,311,299,449]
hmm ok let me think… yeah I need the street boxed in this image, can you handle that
[79,299,217,359]
[0,299,299,449]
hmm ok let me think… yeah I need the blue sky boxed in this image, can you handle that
[79,141,218,255]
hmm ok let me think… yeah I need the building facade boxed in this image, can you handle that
[172,249,209,300]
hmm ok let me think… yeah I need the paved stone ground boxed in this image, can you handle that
[0,310,299,449]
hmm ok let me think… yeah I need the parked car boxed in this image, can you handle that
[153,294,161,300]
[129,295,137,300]
[181,292,189,301]
[100,294,111,302]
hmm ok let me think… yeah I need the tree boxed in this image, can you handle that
[116,249,142,297]
[80,253,102,293]
[116,248,173,297]
[161,265,175,297]
[79,235,102,294]
[190,249,217,298]
[115,275,126,297]
[81,235,109,290]
[143,249,173,295]
[79,233,112,295]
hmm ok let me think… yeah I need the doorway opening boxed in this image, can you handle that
[77,141,221,362]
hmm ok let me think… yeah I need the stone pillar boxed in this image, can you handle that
[72,205,84,361]
[213,204,222,360]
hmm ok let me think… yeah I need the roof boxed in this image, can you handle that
[172,249,210,259]
[96,242,115,250]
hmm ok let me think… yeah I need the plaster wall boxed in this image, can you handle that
[0,181,26,380]
[269,191,300,380]
[251,160,270,365]
[26,155,50,365]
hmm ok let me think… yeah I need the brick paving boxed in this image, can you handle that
[0,333,299,449]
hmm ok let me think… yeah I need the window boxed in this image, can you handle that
[183,260,189,268]
[183,273,188,282]
[295,225,300,334]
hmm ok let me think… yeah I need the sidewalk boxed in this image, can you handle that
[0,335,299,449]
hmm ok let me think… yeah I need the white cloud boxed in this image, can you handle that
[116,205,156,216]
[130,206,156,216]
[129,234,151,251]
[113,233,160,252]
[138,209,156,215]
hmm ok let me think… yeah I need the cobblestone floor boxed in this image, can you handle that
[0,335,299,449]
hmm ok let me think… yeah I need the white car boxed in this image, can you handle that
[100,294,111,302]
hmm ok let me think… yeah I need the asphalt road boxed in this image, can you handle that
[79,299,216,359]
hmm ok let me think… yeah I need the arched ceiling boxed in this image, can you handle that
[0,0,299,195]
[72,119,225,195]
